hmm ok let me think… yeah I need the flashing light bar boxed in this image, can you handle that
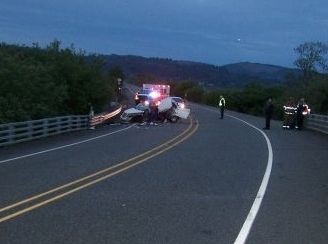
[149,91,160,99]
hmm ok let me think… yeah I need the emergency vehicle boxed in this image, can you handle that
[134,84,170,105]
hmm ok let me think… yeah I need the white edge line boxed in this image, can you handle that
[0,124,135,165]
[198,105,273,244]
[228,115,273,244]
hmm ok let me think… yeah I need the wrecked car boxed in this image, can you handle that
[120,97,190,123]
[120,103,150,123]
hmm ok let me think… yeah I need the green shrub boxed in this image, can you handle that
[0,41,116,123]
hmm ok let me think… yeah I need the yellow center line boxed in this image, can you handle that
[0,119,193,214]
[0,119,198,223]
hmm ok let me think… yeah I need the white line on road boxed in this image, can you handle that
[197,105,273,244]
[0,125,135,165]
[228,115,273,244]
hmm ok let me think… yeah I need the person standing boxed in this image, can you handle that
[263,97,274,130]
[218,95,226,119]
[296,98,310,130]
[148,101,158,125]
[282,97,297,129]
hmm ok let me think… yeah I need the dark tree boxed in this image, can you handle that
[294,41,328,79]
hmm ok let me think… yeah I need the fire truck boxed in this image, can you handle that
[134,84,170,105]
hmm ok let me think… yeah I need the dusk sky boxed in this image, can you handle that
[1,0,327,67]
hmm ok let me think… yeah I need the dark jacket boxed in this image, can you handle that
[265,102,274,117]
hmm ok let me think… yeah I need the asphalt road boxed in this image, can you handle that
[0,98,327,243]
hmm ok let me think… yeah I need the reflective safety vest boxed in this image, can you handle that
[283,105,296,115]
[299,104,311,116]
[219,98,226,107]
[303,104,310,115]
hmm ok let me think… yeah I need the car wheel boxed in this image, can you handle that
[169,116,179,123]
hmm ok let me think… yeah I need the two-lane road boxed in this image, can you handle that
[0,102,327,243]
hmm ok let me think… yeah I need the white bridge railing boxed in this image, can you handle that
[306,113,328,135]
[0,115,89,147]
[0,105,122,147]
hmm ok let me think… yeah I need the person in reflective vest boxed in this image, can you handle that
[218,95,226,119]
[283,97,297,129]
[296,98,310,130]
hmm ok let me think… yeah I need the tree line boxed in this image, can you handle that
[1,40,327,123]
[0,40,122,123]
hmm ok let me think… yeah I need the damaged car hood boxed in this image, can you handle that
[123,107,144,115]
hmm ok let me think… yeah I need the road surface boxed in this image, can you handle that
[0,96,327,243]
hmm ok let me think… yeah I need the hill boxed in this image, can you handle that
[101,54,300,87]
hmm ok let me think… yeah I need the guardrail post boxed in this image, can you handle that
[8,124,15,144]
[27,121,33,140]
[89,105,95,130]
[43,119,48,136]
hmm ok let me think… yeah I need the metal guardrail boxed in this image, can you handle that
[306,114,328,134]
[89,105,122,128]
[0,115,89,147]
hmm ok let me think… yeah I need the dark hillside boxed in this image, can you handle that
[101,54,301,87]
